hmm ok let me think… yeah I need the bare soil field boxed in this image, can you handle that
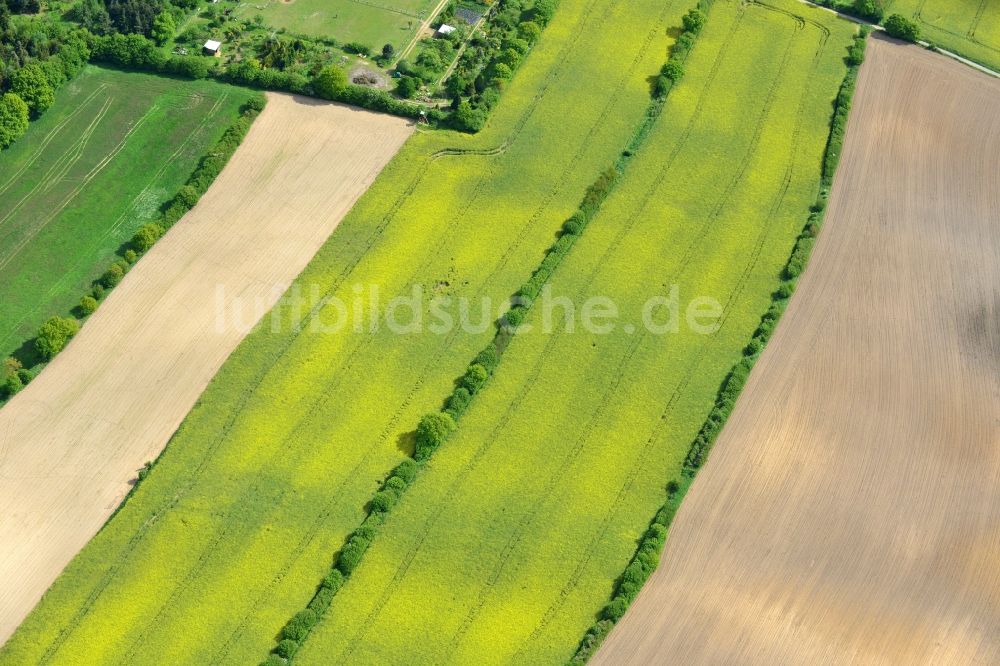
[0,93,412,644]
[594,35,1000,664]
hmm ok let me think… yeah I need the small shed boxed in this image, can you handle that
[203,40,222,57]
[435,24,456,37]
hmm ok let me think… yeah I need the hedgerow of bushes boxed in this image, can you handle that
[0,94,265,407]
[258,6,709,665]
[567,27,870,663]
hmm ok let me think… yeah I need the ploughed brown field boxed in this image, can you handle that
[594,35,1000,664]
[0,94,412,643]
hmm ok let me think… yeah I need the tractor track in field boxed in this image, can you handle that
[217,1,685,660]
[513,17,831,652]
[332,7,758,660]
[591,36,1000,663]
[0,85,109,202]
[0,99,159,275]
[449,10,821,657]
[0,93,232,361]
[37,0,637,659]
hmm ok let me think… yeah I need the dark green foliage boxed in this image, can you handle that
[460,363,489,394]
[100,262,126,288]
[260,655,286,666]
[562,211,587,236]
[682,8,707,34]
[275,639,298,659]
[10,63,54,116]
[445,386,472,418]
[414,411,456,461]
[321,569,344,592]
[313,64,348,99]
[281,609,316,641]
[336,532,371,575]
[884,14,920,42]
[395,75,419,99]
[391,458,418,485]
[852,0,885,22]
[370,489,397,513]
[473,344,500,374]
[307,586,335,614]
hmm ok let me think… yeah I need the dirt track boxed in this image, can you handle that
[0,93,412,644]
[594,36,1000,664]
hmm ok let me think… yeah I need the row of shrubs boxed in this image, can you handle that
[568,27,871,663]
[258,7,710,665]
[0,95,266,407]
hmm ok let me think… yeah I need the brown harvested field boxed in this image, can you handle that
[0,93,412,643]
[594,35,1000,664]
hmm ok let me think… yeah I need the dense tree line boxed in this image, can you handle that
[0,17,90,147]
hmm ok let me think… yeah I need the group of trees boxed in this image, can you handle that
[0,17,90,148]
[848,0,920,42]
[441,0,558,132]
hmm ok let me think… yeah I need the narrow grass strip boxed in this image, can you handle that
[257,4,715,664]
[566,27,871,664]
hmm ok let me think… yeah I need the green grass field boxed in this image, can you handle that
[293,0,857,662]
[0,1,698,663]
[887,0,1000,70]
[0,66,248,362]
[233,0,438,51]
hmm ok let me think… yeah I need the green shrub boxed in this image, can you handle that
[275,639,298,659]
[123,249,138,264]
[308,586,336,614]
[460,364,489,394]
[681,9,707,34]
[473,344,500,373]
[392,458,418,484]
[0,92,29,149]
[445,386,472,418]
[884,14,920,42]
[661,60,684,81]
[414,412,456,461]
[322,568,344,592]
[79,295,98,316]
[101,262,126,289]
[132,222,164,252]
[314,64,348,99]
[260,655,287,666]
[281,609,316,641]
[603,595,630,621]
[337,534,371,575]
[562,210,586,235]
[35,316,80,360]
[370,489,397,513]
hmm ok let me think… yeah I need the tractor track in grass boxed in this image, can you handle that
[0,84,109,201]
[0,93,232,360]
[0,99,159,274]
